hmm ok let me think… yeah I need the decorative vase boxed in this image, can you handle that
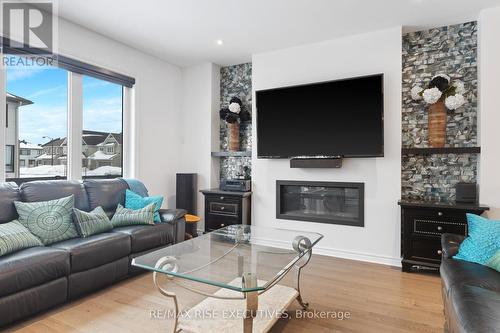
[228,122,240,151]
[428,101,447,148]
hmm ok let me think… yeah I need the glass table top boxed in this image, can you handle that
[132,225,323,292]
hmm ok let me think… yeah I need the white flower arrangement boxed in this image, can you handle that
[410,73,467,110]
[411,86,423,100]
[422,87,442,104]
[445,94,465,110]
[228,102,241,114]
[452,80,465,95]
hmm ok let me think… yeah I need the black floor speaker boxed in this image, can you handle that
[176,173,197,214]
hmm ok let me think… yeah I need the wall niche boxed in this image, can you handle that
[401,21,478,201]
[219,62,252,180]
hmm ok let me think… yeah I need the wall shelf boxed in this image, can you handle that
[211,151,252,157]
[401,147,481,155]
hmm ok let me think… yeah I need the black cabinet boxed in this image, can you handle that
[201,189,251,232]
[398,200,489,273]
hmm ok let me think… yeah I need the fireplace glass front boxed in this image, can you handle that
[277,181,364,227]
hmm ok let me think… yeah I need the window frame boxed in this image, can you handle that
[0,50,132,184]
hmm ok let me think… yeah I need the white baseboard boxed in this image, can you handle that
[312,246,402,267]
[252,237,402,268]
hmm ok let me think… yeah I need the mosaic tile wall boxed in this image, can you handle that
[219,63,252,180]
[402,22,478,201]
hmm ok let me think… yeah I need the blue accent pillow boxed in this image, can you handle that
[125,189,163,223]
[454,214,500,265]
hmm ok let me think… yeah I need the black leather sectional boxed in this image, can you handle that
[440,233,500,333]
[0,178,186,327]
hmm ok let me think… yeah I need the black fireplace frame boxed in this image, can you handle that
[276,180,365,227]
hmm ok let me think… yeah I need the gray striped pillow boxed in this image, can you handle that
[73,206,113,238]
[111,203,155,227]
[0,220,43,257]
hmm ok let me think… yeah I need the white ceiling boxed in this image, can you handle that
[57,0,500,67]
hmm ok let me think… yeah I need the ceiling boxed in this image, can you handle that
[57,0,500,67]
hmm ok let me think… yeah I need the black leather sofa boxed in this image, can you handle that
[0,178,186,327]
[440,233,500,333]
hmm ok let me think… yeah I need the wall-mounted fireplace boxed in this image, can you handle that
[276,181,364,227]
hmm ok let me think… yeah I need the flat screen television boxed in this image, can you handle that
[256,74,384,158]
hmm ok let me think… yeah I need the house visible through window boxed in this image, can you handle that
[6,57,68,180]
[3,53,132,183]
[5,145,14,173]
[82,76,123,178]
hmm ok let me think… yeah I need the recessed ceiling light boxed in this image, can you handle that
[216,39,223,46]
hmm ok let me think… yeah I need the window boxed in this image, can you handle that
[2,50,133,183]
[6,56,68,180]
[5,145,14,173]
[82,76,123,178]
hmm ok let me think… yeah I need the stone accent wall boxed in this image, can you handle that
[219,63,252,180]
[402,22,478,201]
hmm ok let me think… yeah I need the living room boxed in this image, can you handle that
[0,1,499,332]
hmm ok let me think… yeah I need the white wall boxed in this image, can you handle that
[179,63,220,223]
[478,7,500,218]
[55,18,183,204]
[251,27,402,266]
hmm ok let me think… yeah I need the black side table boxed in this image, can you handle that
[398,200,489,273]
[200,189,251,232]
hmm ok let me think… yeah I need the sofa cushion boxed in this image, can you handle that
[454,214,500,265]
[111,203,155,227]
[440,258,500,295]
[0,246,69,297]
[125,189,164,222]
[0,220,43,257]
[15,195,79,245]
[112,223,174,253]
[19,180,90,211]
[83,179,129,218]
[51,232,131,273]
[448,284,500,333]
[0,182,20,224]
[73,206,113,238]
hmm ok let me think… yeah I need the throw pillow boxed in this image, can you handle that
[454,214,500,266]
[111,203,155,227]
[73,206,113,238]
[125,189,163,223]
[486,250,500,272]
[14,195,78,245]
[0,220,43,257]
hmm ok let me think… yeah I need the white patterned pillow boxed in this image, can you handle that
[14,195,78,245]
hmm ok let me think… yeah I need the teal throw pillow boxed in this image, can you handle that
[125,189,163,223]
[111,203,155,227]
[73,206,113,238]
[14,195,78,245]
[0,220,43,257]
[454,214,500,266]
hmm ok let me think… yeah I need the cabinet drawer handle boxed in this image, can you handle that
[437,226,443,231]
[220,206,225,210]
[438,212,443,216]
[220,196,225,200]
[437,250,442,255]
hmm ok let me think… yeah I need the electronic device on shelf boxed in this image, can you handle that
[220,179,251,192]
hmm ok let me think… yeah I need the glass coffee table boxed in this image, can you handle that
[132,225,323,333]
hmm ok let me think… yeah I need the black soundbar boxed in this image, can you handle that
[290,157,342,168]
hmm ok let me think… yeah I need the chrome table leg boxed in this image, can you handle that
[242,272,258,333]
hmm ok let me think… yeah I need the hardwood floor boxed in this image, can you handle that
[5,255,444,333]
